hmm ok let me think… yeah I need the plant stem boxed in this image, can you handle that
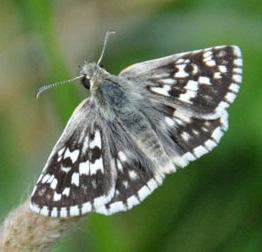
[0,200,81,252]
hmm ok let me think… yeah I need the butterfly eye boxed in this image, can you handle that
[81,76,90,89]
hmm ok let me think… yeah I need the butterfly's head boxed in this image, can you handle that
[79,62,109,91]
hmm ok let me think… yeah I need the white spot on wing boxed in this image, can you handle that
[179,90,197,103]
[161,161,175,174]
[58,147,65,157]
[174,110,192,123]
[214,72,222,79]
[233,46,241,57]
[60,207,67,217]
[152,72,170,78]
[218,65,227,73]
[50,207,58,217]
[93,187,115,211]
[198,76,212,85]
[40,206,49,216]
[70,206,80,216]
[183,152,196,162]
[94,205,109,215]
[147,178,158,191]
[41,174,51,183]
[62,187,70,197]
[123,181,129,188]
[64,148,80,163]
[234,58,243,67]
[205,60,216,67]
[165,117,175,126]
[90,158,103,175]
[61,166,71,173]
[50,178,58,190]
[109,201,127,214]
[217,50,226,57]
[185,80,198,91]
[154,174,164,185]
[233,74,242,83]
[127,195,140,209]
[193,129,200,136]
[82,202,92,214]
[150,85,171,96]
[173,155,188,167]
[191,64,198,74]
[205,139,217,151]
[93,196,105,209]
[176,58,185,64]
[215,101,229,114]
[90,130,102,149]
[212,127,224,143]
[53,192,62,201]
[194,146,208,158]
[203,50,212,59]
[174,64,189,78]
[71,172,80,186]
[129,170,138,180]
[47,174,54,184]
[82,136,89,153]
[118,151,127,162]
[229,83,240,93]
[138,186,151,201]
[117,159,123,172]
[79,160,90,175]
[162,78,176,85]
[233,68,242,74]
[225,92,237,103]
[181,132,190,142]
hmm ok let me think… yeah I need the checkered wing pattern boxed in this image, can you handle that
[30,99,116,217]
[120,46,242,116]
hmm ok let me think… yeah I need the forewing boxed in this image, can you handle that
[120,46,242,115]
[30,99,116,217]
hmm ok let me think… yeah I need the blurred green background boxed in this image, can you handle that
[0,0,261,251]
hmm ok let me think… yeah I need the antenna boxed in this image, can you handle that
[97,30,116,66]
[35,75,83,99]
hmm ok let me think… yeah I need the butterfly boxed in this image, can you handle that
[30,32,242,217]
